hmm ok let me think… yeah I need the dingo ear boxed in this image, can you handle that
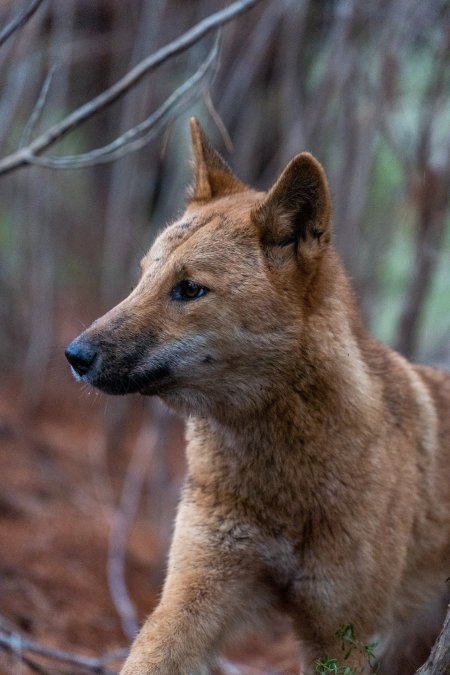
[189,118,247,202]
[252,153,331,269]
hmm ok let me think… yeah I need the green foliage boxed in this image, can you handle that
[314,625,379,675]
[336,624,377,663]
[314,657,356,675]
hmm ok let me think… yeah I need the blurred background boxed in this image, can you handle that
[0,0,449,672]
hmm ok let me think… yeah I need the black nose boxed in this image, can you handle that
[65,339,97,376]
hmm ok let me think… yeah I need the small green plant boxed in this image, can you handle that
[314,625,379,675]
[336,624,378,667]
[314,657,356,674]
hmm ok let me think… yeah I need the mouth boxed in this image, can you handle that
[65,337,172,396]
[75,363,173,396]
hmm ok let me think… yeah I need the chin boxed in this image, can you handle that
[139,382,170,397]
[156,388,207,416]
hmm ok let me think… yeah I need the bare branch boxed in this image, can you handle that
[0,0,267,177]
[0,0,46,49]
[0,628,126,673]
[27,34,220,169]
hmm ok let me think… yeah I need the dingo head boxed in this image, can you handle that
[65,119,333,417]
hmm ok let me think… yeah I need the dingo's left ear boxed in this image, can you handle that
[252,153,331,269]
[189,118,247,202]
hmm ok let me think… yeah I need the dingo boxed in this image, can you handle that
[66,119,450,674]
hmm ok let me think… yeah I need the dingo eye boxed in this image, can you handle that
[171,280,208,301]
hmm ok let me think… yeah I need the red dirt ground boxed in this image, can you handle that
[0,377,299,674]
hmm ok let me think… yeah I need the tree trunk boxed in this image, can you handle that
[415,606,450,675]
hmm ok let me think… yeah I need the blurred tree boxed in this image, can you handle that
[0,2,449,672]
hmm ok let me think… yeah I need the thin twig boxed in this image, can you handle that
[0,0,46,49]
[107,409,163,641]
[20,65,57,147]
[0,0,267,176]
[204,91,234,153]
[27,34,220,169]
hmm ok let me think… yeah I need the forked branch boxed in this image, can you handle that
[28,35,220,170]
[0,0,266,176]
[0,625,127,674]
